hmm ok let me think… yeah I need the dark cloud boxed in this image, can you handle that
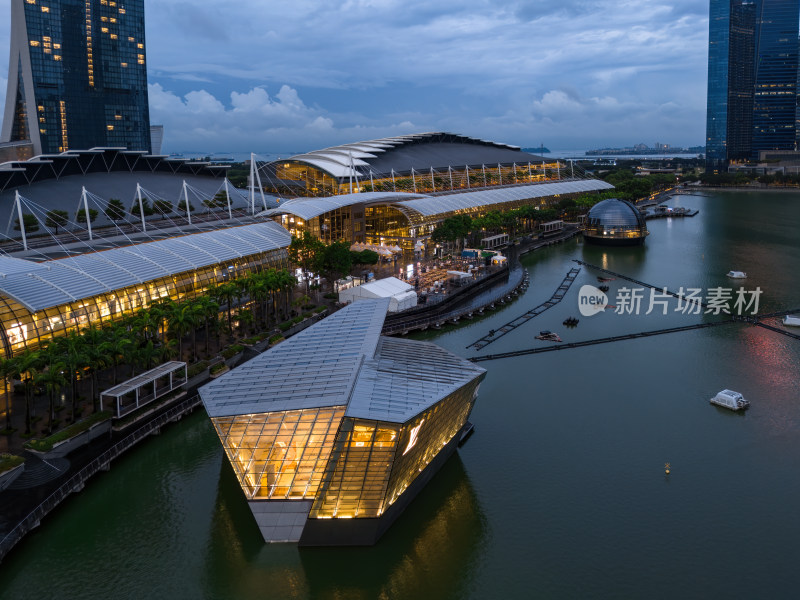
[0,0,709,153]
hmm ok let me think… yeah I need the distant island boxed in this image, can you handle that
[522,146,551,154]
[586,143,704,156]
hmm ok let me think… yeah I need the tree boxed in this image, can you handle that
[11,350,43,434]
[153,199,173,215]
[177,198,195,214]
[76,208,99,224]
[45,209,69,234]
[0,357,17,431]
[105,198,126,222]
[98,326,134,386]
[14,213,40,234]
[320,241,352,290]
[351,249,379,266]
[130,198,154,217]
[202,191,228,212]
[35,366,67,434]
[288,231,324,291]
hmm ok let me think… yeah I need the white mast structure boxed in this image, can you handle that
[136,183,147,232]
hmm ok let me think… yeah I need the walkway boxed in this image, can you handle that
[467,267,580,350]
[470,320,739,362]
[573,259,708,308]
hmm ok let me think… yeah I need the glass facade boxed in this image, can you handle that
[751,0,800,157]
[272,161,563,198]
[0,247,288,359]
[706,0,800,171]
[4,0,151,155]
[309,379,480,519]
[212,407,347,500]
[583,198,648,242]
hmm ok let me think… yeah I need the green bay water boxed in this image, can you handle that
[0,191,798,599]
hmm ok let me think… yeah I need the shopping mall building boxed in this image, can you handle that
[262,132,613,256]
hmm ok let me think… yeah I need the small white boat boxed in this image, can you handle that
[710,389,750,411]
[726,270,747,279]
[783,315,800,327]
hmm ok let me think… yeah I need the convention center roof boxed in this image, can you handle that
[262,179,615,222]
[271,132,547,180]
[199,298,486,423]
[0,221,291,312]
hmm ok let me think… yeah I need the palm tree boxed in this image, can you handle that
[276,269,298,321]
[238,308,254,335]
[50,331,87,423]
[211,282,239,334]
[81,324,109,412]
[148,298,175,342]
[35,366,67,434]
[192,296,220,357]
[12,350,43,434]
[167,302,197,361]
[99,326,134,386]
[0,357,17,431]
[133,340,160,374]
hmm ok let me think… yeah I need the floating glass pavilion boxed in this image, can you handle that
[0,220,290,358]
[583,198,648,246]
[199,298,486,545]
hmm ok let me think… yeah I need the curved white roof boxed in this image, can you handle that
[0,221,291,312]
[261,191,425,221]
[262,180,614,222]
[277,132,524,179]
[394,180,615,217]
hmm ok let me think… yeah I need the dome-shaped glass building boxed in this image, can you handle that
[583,198,648,246]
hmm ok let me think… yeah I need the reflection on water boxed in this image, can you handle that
[201,455,485,600]
[0,191,798,599]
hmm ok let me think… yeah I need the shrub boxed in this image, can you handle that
[302,312,312,320]
[302,304,316,310]
[221,344,244,360]
[314,306,327,314]
[210,362,228,375]
[187,361,209,378]
[0,453,24,474]
[269,334,284,344]
[292,315,304,324]
[24,411,112,453]
[242,337,260,345]
[279,321,293,332]
[324,292,337,300]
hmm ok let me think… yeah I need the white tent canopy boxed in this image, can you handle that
[338,276,418,312]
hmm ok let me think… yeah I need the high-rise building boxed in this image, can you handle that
[705,0,799,172]
[751,0,800,157]
[0,0,151,157]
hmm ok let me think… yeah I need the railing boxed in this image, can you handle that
[0,394,202,563]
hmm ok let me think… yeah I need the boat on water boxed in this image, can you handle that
[536,330,562,342]
[563,317,579,327]
[783,315,800,327]
[727,270,747,279]
[598,277,615,282]
[710,389,749,411]
[598,284,610,293]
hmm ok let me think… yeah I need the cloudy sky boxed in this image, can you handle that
[0,0,709,155]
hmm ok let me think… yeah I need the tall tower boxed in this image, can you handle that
[751,0,800,158]
[705,0,799,172]
[0,0,151,156]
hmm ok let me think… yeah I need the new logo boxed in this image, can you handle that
[578,284,609,317]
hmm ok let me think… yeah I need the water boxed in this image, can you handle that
[1,191,798,599]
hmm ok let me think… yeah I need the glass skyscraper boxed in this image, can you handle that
[1,0,151,156]
[706,0,799,172]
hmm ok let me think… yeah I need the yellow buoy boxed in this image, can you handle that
[665,462,671,475]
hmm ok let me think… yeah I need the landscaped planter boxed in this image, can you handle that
[25,413,112,460]
[210,365,230,379]
[0,461,25,491]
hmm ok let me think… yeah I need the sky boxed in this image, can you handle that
[0,0,710,155]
